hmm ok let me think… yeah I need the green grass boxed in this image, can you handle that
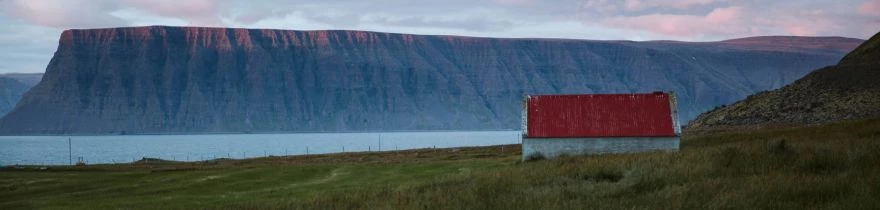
[0,147,516,210]
[2,119,880,209]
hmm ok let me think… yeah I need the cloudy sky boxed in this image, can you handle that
[1,0,878,74]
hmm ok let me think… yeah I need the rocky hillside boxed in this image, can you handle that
[690,32,880,129]
[0,26,862,134]
[0,74,41,117]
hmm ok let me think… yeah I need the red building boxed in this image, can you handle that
[521,92,681,160]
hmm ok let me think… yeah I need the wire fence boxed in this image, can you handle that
[1,131,523,166]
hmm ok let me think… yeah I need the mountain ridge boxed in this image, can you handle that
[0,26,863,134]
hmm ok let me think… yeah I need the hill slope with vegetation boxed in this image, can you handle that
[689,32,880,129]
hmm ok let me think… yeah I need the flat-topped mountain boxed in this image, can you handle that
[0,26,863,134]
[690,32,880,129]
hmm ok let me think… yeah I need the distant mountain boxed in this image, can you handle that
[0,73,41,117]
[717,36,863,54]
[0,73,43,87]
[0,26,863,134]
[689,32,880,129]
[0,77,30,117]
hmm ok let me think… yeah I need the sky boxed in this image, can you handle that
[0,0,878,74]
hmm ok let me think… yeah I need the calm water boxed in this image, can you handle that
[0,131,521,166]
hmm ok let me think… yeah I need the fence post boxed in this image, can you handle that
[68,137,72,166]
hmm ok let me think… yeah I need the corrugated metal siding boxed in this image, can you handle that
[526,93,675,138]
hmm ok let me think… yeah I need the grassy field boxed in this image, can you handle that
[0,146,519,209]
[2,119,880,209]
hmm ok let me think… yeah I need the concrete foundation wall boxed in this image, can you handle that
[522,137,679,161]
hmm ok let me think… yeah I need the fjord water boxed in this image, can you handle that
[0,131,520,166]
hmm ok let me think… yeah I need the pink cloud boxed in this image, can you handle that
[602,6,745,37]
[860,0,880,16]
[121,0,225,26]
[624,0,644,11]
[0,0,226,28]
[784,26,814,36]
[751,10,840,37]
[623,0,719,11]
[489,0,534,6]
[0,0,125,28]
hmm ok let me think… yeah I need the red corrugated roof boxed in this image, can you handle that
[526,93,676,138]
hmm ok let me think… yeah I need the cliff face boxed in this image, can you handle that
[690,32,880,129]
[0,26,863,134]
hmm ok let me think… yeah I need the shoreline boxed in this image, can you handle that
[0,129,521,137]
